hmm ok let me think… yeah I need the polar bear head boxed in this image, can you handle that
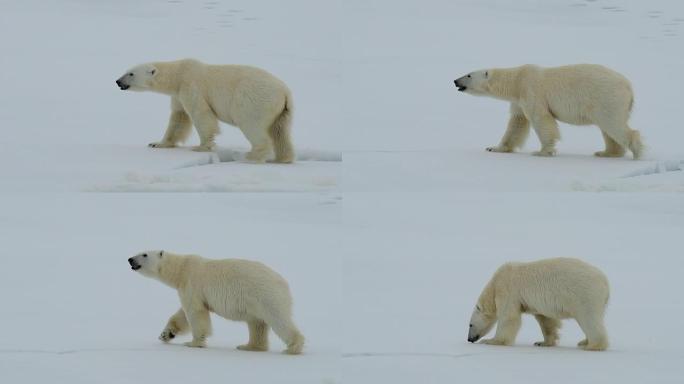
[128,250,165,278]
[467,304,496,343]
[453,70,490,96]
[116,64,158,91]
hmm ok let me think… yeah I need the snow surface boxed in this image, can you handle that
[2,0,684,383]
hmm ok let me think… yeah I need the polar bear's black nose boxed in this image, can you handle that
[128,258,141,271]
[116,80,122,86]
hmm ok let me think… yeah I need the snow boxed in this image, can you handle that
[2,0,684,383]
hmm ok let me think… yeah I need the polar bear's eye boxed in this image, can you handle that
[467,74,471,78]
[142,253,147,258]
[469,324,473,328]
[128,73,134,77]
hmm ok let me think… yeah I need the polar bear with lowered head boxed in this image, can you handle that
[116,59,295,163]
[467,257,610,351]
[128,250,305,354]
[454,64,643,159]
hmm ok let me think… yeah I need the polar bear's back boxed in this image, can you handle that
[544,64,628,84]
[195,62,291,126]
[537,64,633,125]
[504,258,609,318]
[193,258,293,321]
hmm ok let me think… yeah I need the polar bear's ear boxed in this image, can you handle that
[159,250,164,257]
[484,71,489,79]
[148,67,157,76]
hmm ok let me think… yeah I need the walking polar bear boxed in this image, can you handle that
[454,64,643,159]
[467,258,610,351]
[128,250,305,354]
[116,59,295,163]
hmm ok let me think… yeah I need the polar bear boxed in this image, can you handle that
[116,59,295,163]
[467,258,610,351]
[128,250,305,354]
[454,64,643,159]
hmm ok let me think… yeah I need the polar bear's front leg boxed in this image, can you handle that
[482,312,521,346]
[159,308,190,342]
[237,320,270,352]
[487,104,530,153]
[149,98,192,149]
[530,114,560,157]
[185,101,219,152]
[534,315,561,347]
[183,308,212,348]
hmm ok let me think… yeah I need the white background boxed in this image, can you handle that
[1,0,683,383]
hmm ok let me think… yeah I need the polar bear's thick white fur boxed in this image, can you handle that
[454,64,643,159]
[116,59,295,163]
[128,250,305,354]
[467,258,610,351]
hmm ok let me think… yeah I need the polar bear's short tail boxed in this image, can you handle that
[268,93,295,164]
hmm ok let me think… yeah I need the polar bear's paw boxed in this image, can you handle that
[594,150,624,158]
[148,142,176,148]
[581,342,608,351]
[159,330,176,343]
[534,340,557,347]
[577,339,588,347]
[532,149,556,157]
[486,145,513,153]
[245,151,269,163]
[191,144,215,152]
[237,344,269,352]
[283,333,305,355]
[481,338,507,346]
[184,340,206,348]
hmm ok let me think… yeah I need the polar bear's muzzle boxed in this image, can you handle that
[128,257,141,271]
[454,79,467,92]
[116,78,130,91]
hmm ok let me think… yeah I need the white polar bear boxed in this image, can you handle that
[116,59,295,163]
[467,257,610,351]
[454,64,643,159]
[128,250,305,354]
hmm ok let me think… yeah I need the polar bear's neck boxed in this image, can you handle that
[478,279,497,314]
[157,254,190,289]
[149,61,183,95]
[487,68,522,102]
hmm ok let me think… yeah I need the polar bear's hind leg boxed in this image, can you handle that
[575,312,608,351]
[242,128,273,163]
[237,320,270,352]
[263,313,304,355]
[534,315,561,347]
[268,104,295,163]
[595,131,626,158]
[596,118,643,160]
